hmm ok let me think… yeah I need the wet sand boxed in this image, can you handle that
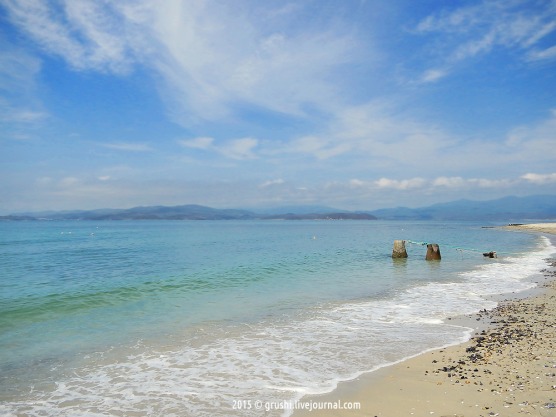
[293,225,556,417]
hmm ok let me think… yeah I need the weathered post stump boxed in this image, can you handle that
[392,240,408,258]
[425,243,441,260]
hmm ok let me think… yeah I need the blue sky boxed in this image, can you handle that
[1,0,556,213]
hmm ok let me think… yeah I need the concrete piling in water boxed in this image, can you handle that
[425,243,441,260]
[392,240,408,258]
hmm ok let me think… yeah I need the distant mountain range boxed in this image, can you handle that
[2,195,555,221]
[3,204,376,221]
[369,195,556,220]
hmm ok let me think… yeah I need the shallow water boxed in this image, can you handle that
[0,220,553,416]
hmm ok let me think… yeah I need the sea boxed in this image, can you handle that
[0,220,554,416]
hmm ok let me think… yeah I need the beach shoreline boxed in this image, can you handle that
[504,223,556,235]
[293,223,556,417]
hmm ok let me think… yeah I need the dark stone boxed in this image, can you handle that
[425,243,441,260]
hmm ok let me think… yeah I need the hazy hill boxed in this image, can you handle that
[253,205,347,215]
[30,205,256,220]
[263,212,376,220]
[4,205,374,221]
[3,195,555,221]
[368,195,556,220]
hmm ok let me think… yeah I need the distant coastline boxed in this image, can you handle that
[2,194,555,221]
[0,208,377,221]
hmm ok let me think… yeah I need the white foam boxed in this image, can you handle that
[2,237,554,417]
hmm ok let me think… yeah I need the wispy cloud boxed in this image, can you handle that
[335,172,547,194]
[0,41,47,133]
[0,104,47,123]
[528,45,556,62]
[259,178,285,188]
[431,177,512,189]
[283,135,352,160]
[179,137,214,150]
[0,44,41,92]
[521,172,556,184]
[146,2,358,123]
[2,0,135,73]
[419,68,448,84]
[503,109,556,173]
[414,1,556,80]
[1,1,360,125]
[178,136,259,160]
[101,142,153,152]
[4,169,553,214]
[218,138,259,160]
[1,1,554,212]
[374,177,427,190]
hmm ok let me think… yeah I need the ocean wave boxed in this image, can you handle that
[3,237,553,417]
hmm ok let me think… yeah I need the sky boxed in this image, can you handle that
[1,0,556,213]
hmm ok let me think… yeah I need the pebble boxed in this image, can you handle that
[431,259,556,413]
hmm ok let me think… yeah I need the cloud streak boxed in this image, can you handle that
[0,41,47,135]
[1,1,555,212]
[2,168,554,214]
[522,172,556,184]
[179,136,259,160]
[415,0,556,81]
[2,1,363,126]
[101,142,153,152]
[2,0,135,73]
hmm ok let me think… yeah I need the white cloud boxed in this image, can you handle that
[178,136,259,160]
[179,137,214,150]
[0,105,47,123]
[433,176,511,189]
[284,135,352,160]
[7,170,553,214]
[147,2,358,123]
[334,173,541,194]
[468,178,511,188]
[2,1,554,213]
[432,176,466,188]
[2,1,359,124]
[102,142,153,152]
[286,101,462,173]
[0,42,47,130]
[521,172,556,184]
[348,179,365,188]
[259,179,285,188]
[305,103,556,179]
[59,176,79,187]
[503,109,556,171]
[374,177,427,190]
[0,45,41,92]
[2,0,134,73]
[528,45,556,61]
[36,176,53,185]
[419,68,448,83]
[414,1,556,77]
[219,137,259,160]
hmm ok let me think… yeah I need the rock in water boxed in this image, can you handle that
[425,243,441,260]
[392,240,408,258]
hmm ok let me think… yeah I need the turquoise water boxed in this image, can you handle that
[0,220,554,416]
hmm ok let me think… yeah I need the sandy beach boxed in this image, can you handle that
[294,224,556,417]
[505,223,556,234]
